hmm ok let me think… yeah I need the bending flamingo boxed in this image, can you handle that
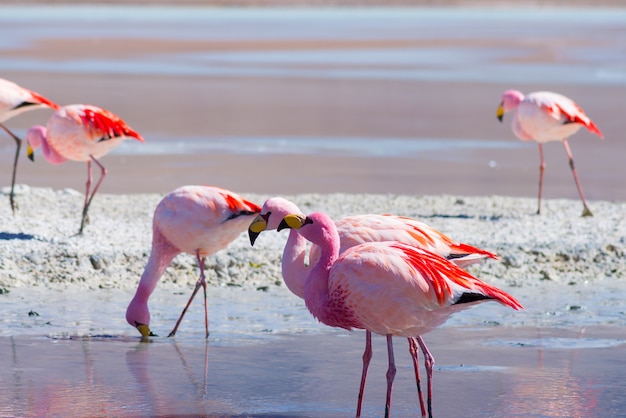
[277,211,523,418]
[497,90,603,217]
[0,77,59,212]
[126,185,261,338]
[25,104,143,234]
[248,197,499,417]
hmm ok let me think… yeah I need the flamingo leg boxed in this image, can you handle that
[537,143,546,215]
[408,337,427,417]
[356,330,373,417]
[415,336,435,418]
[79,156,108,234]
[0,123,23,214]
[168,253,209,338]
[384,335,396,418]
[562,138,593,217]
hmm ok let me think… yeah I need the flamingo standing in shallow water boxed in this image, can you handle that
[497,90,603,217]
[25,104,143,234]
[126,185,261,338]
[248,198,499,417]
[276,212,523,418]
[0,77,59,212]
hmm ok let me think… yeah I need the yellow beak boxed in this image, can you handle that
[26,144,35,161]
[136,324,153,337]
[496,103,505,122]
[248,214,269,246]
[277,213,307,231]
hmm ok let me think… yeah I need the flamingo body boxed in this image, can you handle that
[26,104,143,233]
[126,185,261,337]
[497,90,603,216]
[0,77,59,212]
[331,241,521,336]
[31,104,143,162]
[278,211,522,417]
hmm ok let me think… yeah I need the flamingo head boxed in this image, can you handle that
[25,125,46,162]
[497,89,525,121]
[248,197,303,246]
[126,298,156,337]
[277,212,336,246]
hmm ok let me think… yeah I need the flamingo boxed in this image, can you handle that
[0,77,59,212]
[25,104,144,234]
[497,90,603,217]
[276,211,523,418]
[248,197,499,417]
[126,185,261,338]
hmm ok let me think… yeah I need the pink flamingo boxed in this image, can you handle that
[0,77,59,212]
[126,185,261,338]
[248,197,499,417]
[25,104,144,234]
[276,211,523,418]
[497,90,603,217]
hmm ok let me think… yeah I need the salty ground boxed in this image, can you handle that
[0,3,626,417]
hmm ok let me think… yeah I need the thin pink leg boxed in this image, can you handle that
[562,139,593,217]
[356,330,373,417]
[537,143,545,215]
[408,337,427,417]
[168,253,208,338]
[1,123,22,213]
[79,156,108,234]
[384,335,396,418]
[416,336,434,418]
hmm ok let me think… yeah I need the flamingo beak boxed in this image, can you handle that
[277,213,307,231]
[135,323,156,337]
[496,102,505,122]
[248,213,269,246]
[26,144,35,162]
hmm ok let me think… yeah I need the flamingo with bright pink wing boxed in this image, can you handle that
[26,104,143,234]
[497,90,603,216]
[126,185,261,338]
[276,211,523,418]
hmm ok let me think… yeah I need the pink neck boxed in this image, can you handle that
[281,229,310,298]
[126,228,180,326]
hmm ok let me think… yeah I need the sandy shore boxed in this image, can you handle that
[1,186,625,290]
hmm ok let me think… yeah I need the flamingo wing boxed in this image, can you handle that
[335,214,498,265]
[79,106,144,143]
[216,187,262,219]
[533,92,603,139]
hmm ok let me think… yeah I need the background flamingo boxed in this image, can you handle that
[126,185,261,338]
[497,89,603,216]
[25,104,143,234]
[248,197,499,417]
[0,77,59,212]
[276,211,523,418]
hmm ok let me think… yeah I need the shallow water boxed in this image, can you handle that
[1,7,624,85]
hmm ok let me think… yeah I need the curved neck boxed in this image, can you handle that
[281,229,309,299]
[126,228,180,327]
[303,229,340,321]
[134,229,179,302]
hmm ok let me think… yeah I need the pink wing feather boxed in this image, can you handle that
[80,107,144,143]
[391,243,524,310]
